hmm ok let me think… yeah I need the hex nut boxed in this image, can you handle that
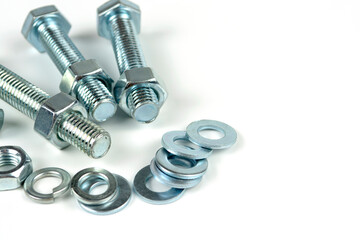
[34,92,87,149]
[113,67,167,117]
[0,146,33,191]
[97,0,141,39]
[60,59,114,96]
[21,5,71,53]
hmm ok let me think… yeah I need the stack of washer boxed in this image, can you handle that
[134,119,237,204]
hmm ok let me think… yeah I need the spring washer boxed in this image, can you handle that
[78,174,132,215]
[186,119,237,149]
[150,159,202,189]
[155,148,208,180]
[24,167,71,204]
[71,167,117,205]
[161,131,212,159]
[133,165,185,205]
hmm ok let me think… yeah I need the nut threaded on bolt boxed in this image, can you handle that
[24,6,117,122]
[0,64,111,158]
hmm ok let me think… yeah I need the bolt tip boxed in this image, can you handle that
[91,133,111,159]
[133,102,159,123]
[92,100,117,122]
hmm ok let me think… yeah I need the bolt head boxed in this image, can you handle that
[97,0,141,40]
[34,93,87,149]
[114,67,167,121]
[21,5,71,53]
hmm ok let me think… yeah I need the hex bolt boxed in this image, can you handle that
[0,64,111,159]
[98,0,167,123]
[21,5,117,122]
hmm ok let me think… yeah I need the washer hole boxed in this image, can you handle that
[168,156,196,169]
[174,138,199,150]
[198,127,225,140]
[146,176,171,192]
[33,176,62,194]
[79,173,110,196]
[0,150,22,171]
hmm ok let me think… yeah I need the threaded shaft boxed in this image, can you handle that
[75,77,116,121]
[127,86,159,123]
[0,64,110,158]
[0,64,49,120]
[38,22,85,74]
[57,112,111,158]
[37,21,116,122]
[109,14,147,74]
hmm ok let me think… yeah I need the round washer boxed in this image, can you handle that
[186,119,237,149]
[71,167,117,205]
[78,174,132,215]
[161,131,212,159]
[150,159,202,189]
[24,167,71,204]
[155,148,208,180]
[133,165,185,205]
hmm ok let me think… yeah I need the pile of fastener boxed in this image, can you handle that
[0,0,237,215]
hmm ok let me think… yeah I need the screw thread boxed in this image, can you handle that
[109,14,147,74]
[108,14,160,122]
[0,64,110,158]
[0,64,49,120]
[38,23,85,74]
[37,21,116,122]
[75,77,116,121]
[57,112,111,158]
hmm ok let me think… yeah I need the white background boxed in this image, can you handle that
[0,0,359,239]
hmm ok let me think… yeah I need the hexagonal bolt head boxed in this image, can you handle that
[114,67,167,121]
[61,59,116,121]
[97,0,141,39]
[0,146,33,191]
[34,92,87,149]
[22,5,71,53]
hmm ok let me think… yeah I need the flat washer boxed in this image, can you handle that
[24,167,71,204]
[155,148,208,180]
[133,165,185,205]
[161,131,212,159]
[186,119,237,149]
[71,167,117,205]
[78,174,132,215]
[150,159,202,189]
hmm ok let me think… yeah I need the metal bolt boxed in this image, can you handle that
[0,64,111,159]
[98,0,167,123]
[21,5,117,122]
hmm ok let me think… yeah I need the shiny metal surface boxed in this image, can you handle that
[186,120,237,149]
[22,5,116,122]
[161,131,212,159]
[0,146,33,191]
[24,167,71,203]
[133,165,185,204]
[155,148,208,180]
[78,174,132,215]
[71,168,117,205]
[150,159,202,189]
[0,65,111,158]
[97,1,167,123]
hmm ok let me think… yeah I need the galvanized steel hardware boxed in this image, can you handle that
[0,64,111,159]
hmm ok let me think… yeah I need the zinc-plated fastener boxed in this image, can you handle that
[22,5,117,122]
[0,64,111,159]
[98,0,167,123]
